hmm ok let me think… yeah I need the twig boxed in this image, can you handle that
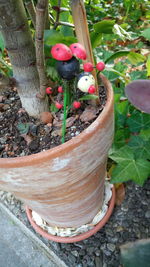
[45,2,50,29]
[57,21,74,27]
[53,0,61,30]
[35,0,49,97]
[24,0,36,28]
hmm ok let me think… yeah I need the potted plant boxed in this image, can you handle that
[0,0,115,242]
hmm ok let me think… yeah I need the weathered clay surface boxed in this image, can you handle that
[0,75,114,227]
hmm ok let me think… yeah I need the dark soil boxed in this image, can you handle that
[0,85,106,158]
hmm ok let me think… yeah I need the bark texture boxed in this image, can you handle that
[0,0,49,117]
[36,0,49,97]
[24,0,36,28]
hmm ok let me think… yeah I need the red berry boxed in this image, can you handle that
[96,61,105,71]
[58,86,63,93]
[55,102,63,109]
[46,87,53,94]
[83,62,94,72]
[88,85,96,94]
[73,101,81,109]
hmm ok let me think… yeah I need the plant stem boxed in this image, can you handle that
[53,0,61,30]
[24,0,36,28]
[61,80,68,144]
[36,0,49,97]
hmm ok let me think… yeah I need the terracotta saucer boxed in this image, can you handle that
[26,186,115,243]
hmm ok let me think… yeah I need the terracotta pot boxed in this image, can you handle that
[0,74,114,228]
[25,185,115,243]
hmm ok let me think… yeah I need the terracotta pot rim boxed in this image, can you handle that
[0,74,113,168]
[25,185,115,243]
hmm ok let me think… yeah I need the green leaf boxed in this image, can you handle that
[0,33,5,51]
[127,52,146,65]
[139,128,150,141]
[93,20,115,34]
[44,29,64,45]
[105,50,130,64]
[50,103,58,112]
[127,112,150,133]
[111,159,150,185]
[79,95,98,101]
[90,32,102,49]
[146,55,150,76]
[17,123,29,135]
[109,145,134,164]
[46,65,59,81]
[113,128,130,148]
[128,136,150,160]
[116,100,129,115]
[141,28,150,41]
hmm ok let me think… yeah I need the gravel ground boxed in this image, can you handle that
[0,179,150,267]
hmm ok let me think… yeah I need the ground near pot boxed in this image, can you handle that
[26,185,115,243]
[0,74,114,228]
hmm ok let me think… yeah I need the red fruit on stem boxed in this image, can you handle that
[58,86,63,93]
[96,61,105,71]
[55,102,63,109]
[73,101,81,109]
[70,43,87,60]
[51,44,72,61]
[83,62,94,72]
[46,87,53,94]
[88,85,96,94]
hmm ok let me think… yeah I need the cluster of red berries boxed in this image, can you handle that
[46,86,81,109]
[83,61,105,72]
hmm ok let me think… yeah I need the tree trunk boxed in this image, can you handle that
[0,0,49,117]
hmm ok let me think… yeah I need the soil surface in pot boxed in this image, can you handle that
[0,84,106,158]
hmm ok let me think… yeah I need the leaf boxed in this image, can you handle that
[46,65,59,81]
[44,29,64,45]
[90,32,102,49]
[139,128,150,141]
[105,50,130,64]
[125,80,150,114]
[109,145,134,164]
[0,33,5,51]
[17,123,30,135]
[146,55,150,76]
[127,112,150,132]
[44,29,76,46]
[50,103,58,112]
[113,24,132,41]
[106,68,128,80]
[93,20,115,34]
[113,128,130,148]
[79,95,98,101]
[141,28,150,41]
[111,159,150,186]
[128,136,150,160]
[127,52,146,65]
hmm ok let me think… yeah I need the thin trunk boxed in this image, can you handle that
[45,2,50,29]
[35,0,49,97]
[24,0,36,28]
[0,0,49,117]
